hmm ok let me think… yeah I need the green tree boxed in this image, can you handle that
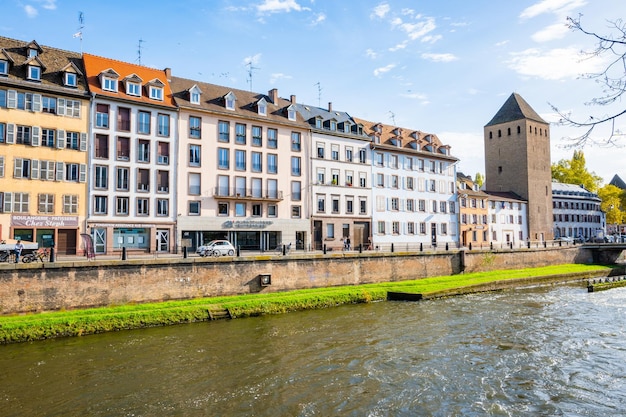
[598,184,626,226]
[474,172,484,188]
[551,150,603,192]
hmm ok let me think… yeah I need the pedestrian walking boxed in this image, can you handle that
[14,238,24,263]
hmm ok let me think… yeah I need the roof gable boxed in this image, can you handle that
[485,93,547,127]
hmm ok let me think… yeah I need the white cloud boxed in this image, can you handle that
[365,48,378,59]
[421,34,442,44]
[371,3,390,19]
[389,41,408,52]
[439,131,485,175]
[24,5,38,17]
[506,47,605,80]
[400,91,428,101]
[256,0,307,14]
[531,22,570,42]
[270,73,292,84]
[392,16,436,41]
[311,13,326,26]
[38,0,57,10]
[242,53,262,66]
[495,40,510,47]
[520,0,587,19]
[421,52,458,62]
[374,64,396,76]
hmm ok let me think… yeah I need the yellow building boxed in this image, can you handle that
[457,173,490,248]
[0,37,90,254]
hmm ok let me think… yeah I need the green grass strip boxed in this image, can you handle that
[0,264,613,344]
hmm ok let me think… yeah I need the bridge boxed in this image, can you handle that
[582,243,626,264]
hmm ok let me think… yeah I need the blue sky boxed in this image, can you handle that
[3,0,626,184]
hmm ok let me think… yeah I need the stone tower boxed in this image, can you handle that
[484,93,553,241]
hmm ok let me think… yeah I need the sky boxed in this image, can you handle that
[3,0,626,185]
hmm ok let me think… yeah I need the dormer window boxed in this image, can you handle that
[127,82,140,96]
[28,65,41,81]
[287,105,296,121]
[189,85,202,105]
[65,72,77,87]
[315,118,322,128]
[28,48,38,58]
[224,92,236,110]
[344,122,351,133]
[0,60,7,76]
[149,86,163,101]
[257,98,267,116]
[330,121,336,131]
[103,77,117,92]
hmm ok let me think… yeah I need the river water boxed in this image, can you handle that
[1,283,625,417]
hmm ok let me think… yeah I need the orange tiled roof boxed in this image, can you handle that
[82,53,176,108]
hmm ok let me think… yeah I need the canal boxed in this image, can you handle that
[1,283,625,416]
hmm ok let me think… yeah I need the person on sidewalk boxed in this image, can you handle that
[14,238,24,263]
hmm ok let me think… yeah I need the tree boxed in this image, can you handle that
[550,15,626,147]
[474,172,484,188]
[551,150,603,192]
[597,184,626,226]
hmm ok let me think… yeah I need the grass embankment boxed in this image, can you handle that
[0,264,612,344]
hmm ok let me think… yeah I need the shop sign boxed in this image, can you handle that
[11,215,79,227]
[222,220,273,229]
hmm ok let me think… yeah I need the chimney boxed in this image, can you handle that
[268,88,278,104]
[164,67,171,81]
[328,102,332,112]
[290,94,296,104]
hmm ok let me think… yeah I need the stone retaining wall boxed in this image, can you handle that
[0,247,592,314]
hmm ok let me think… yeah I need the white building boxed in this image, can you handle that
[486,192,528,246]
[354,118,459,249]
[552,182,605,240]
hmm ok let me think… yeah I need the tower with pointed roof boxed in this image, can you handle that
[484,93,553,241]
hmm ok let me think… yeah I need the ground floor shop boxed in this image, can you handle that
[7,215,81,255]
[179,217,310,252]
[312,217,371,251]
[86,221,175,255]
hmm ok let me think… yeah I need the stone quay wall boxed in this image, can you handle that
[0,247,592,314]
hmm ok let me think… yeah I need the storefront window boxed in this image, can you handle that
[113,228,149,250]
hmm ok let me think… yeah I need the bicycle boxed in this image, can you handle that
[0,250,12,263]
[22,248,49,263]
[275,242,292,255]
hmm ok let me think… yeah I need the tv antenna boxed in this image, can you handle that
[314,82,322,107]
[73,11,84,53]
[136,39,145,65]
[388,111,396,126]
[246,61,260,91]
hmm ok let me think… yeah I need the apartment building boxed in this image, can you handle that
[0,37,90,254]
[82,54,177,254]
[552,182,605,240]
[457,173,490,247]
[486,191,528,246]
[169,78,311,251]
[353,118,459,249]
[293,101,372,250]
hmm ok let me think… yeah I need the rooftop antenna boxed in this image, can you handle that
[73,11,84,53]
[314,82,322,107]
[388,111,396,126]
[136,39,145,65]
[246,61,260,91]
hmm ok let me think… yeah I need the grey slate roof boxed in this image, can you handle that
[485,93,547,127]
[609,174,626,190]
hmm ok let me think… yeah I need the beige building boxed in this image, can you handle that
[0,37,90,254]
[484,93,553,242]
[457,173,490,247]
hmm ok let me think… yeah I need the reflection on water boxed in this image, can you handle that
[1,284,626,416]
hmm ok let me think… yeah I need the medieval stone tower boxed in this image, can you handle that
[484,93,553,241]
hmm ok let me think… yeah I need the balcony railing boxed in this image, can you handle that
[213,187,283,201]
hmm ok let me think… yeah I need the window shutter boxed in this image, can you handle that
[6,124,15,144]
[56,162,64,181]
[7,90,17,108]
[56,130,65,149]
[3,192,12,213]
[46,161,54,180]
[33,94,42,112]
[31,126,40,146]
[75,101,81,118]
[0,156,4,177]
[31,159,39,180]
[13,158,23,178]
[57,98,66,116]
[79,132,87,151]
[79,164,87,183]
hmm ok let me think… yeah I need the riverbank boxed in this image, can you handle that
[0,264,615,344]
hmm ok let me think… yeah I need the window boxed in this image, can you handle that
[359,173,367,188]
[156,199,169,216]
[103,77,117,92]
[126,82,140,96]
[96,104,109,128]
[346,197,354,214]
[0,60,7,75]
[218,121,230,142]
[178,114,197,138]
[317,143,325,159]
[407,177,414,190]
[235,202,246,216]
[267,154,277,174]
[138,111,150,134]
[331,145,339,161]
[38,194,54,214]
[217,148,229,169]
[235,123,246,144]
[188,173,200,195]
[291,181,301,201]
[375,153,384,166]
[390,155,398,169]
[116,167,129,190]
[138,140,150,163]
[290,205,300,217]
[41,129,55,147]
[65,131,80,150]
[440,201,447,213]
[288,106,296,121]
[268,204,277,217]
[157,114,170,136]
[190,89,200,105]
[117,107,130,131]
[391,175,399,189]
[377,221,386,234]
[94,196,107,214]
[116,197,129,215]
[391,198,399,211]
[63,195,78,214]
[189,145,201,167]
[291,156,301,176]
[2,192,29,213]
[137,198,149,216]
[252,126,262,146]
[407,222,415,235]
[13,158,31,179]
[376,173,384,187]
[189,201,201,215]
[157,170,169,192]
[225,92,235,110]
[42,96,56,114]
[291,132,301,151]
[235,150,246,171]
[268,128,277,148]
[406,199,414,212]
[62,99,81,118]
[251,152,262,172]
[94,165,108,189]
[252,204,262,217]
[39,160,54,180]
[0,122,4,143]
[419,199,426,212]
[359,149,366,164]
[28,65,41,81]
[16,126,31,145]
[157,142,169,165]
[149,86,163,101]
[346,147,353,162]
[65,163,80,182]
[332,196,340,213]
[392,222,400,235]
[137,168,150,192]
[346,171,353,186]
[420,222,426,234]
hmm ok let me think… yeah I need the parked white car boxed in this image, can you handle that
[196,240,235,257]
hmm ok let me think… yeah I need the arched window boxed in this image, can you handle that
[529,125,532,133]
[489,131,493,139]
[498,129,502,137]
[517,126,521,134]
[507,127,511,136]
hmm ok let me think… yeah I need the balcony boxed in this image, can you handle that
[213,187,283,202]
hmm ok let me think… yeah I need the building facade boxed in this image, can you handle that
[552,182,605,240]
[484,93,553,242]
[354,118,459,249]
[170,79,311,252]
[82,54,178,254]
[0,37,90,254]
[293,102,372,250]
[486,191,528,246]
[457,173,490,247]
